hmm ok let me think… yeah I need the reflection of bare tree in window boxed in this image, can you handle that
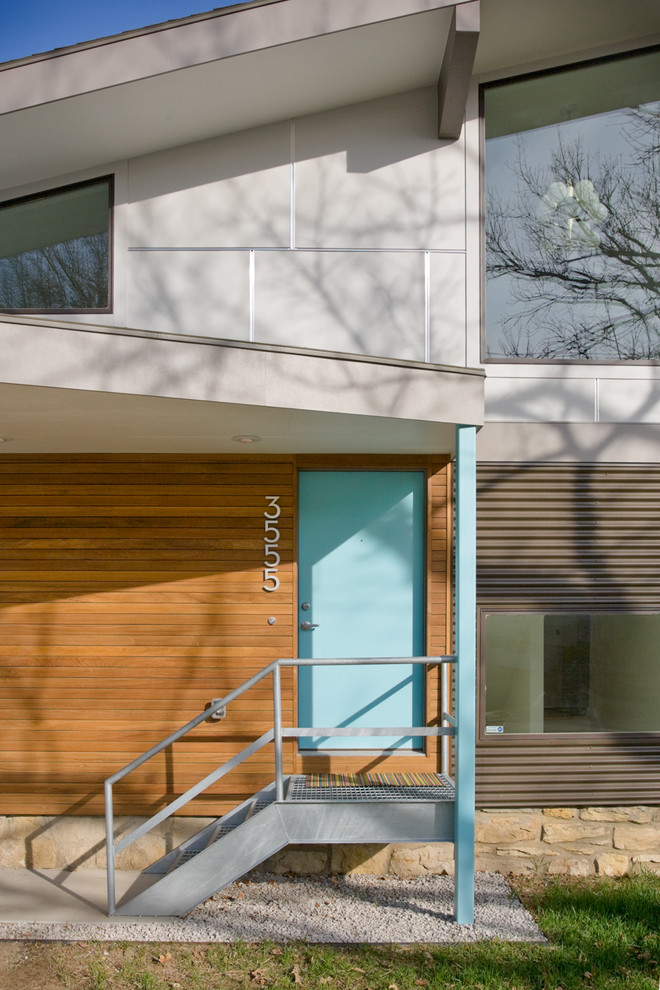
[0,232,108,310]
[486,106,660,360]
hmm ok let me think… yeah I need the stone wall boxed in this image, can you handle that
[474,807,660,877]
[0,816,214,871]
[1,809,659,877]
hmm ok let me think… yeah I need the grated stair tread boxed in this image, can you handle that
[168,799,274,870]
[286,773,455,802]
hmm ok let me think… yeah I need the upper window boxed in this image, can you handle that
[0,176,112,313]
[483,49,660,361]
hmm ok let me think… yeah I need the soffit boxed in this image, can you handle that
[0,382,465,455]
[0,0,463,190]
[475,0,660,76]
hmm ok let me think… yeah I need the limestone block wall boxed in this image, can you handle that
[0,815,214,872]
[474,807,660,877]
[1,809,659,877]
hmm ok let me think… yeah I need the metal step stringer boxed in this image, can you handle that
[113,774,456,917]
[114,799,289,917]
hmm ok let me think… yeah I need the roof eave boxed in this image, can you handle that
[0,0,479,190]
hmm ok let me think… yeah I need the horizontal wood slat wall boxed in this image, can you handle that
[0,455,295,816]
[476,463,660,807]
[1,454,451,817]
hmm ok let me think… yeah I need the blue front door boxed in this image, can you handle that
[297,471,425,750]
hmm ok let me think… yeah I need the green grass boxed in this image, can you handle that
[509,870,660,989]
[6,871,660,990]
[87,959,110,990]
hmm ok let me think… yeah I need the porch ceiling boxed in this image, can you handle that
[0,317,483,455]
[0,383,463,456]
[0,0,475,191]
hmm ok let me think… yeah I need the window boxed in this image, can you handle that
[483,49,660,361]
[0,176,112,312]
[483,611,660,734]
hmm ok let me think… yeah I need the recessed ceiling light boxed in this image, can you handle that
[232,435,262,444]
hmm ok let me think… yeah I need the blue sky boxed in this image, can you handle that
[1,1,238,63]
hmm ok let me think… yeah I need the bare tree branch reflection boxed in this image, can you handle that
[0,232,108,309]
[486,106,660,360]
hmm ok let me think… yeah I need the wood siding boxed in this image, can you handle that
[0,454,450,816]
[476,463,660,807]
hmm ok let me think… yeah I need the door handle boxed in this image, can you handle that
[300,621,319,630]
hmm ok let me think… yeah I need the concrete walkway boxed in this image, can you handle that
[0,869,157,924]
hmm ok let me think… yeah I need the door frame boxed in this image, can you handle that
[292,454,452,777]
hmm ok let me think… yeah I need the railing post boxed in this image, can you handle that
[104,779,116,915]
[273,662,284,802]
[454,424,476,924]
[441,660,450,776]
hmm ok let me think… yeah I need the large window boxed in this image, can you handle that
[0,176,112,312]
[483,49,660,361]
[484,612,660,734]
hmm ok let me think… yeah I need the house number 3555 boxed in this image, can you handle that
[263,496,280,592]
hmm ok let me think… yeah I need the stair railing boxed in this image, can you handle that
[105,655,456,914]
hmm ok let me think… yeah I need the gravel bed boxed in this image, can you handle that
[0,872,545,944]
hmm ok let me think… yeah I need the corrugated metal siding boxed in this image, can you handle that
[476,463,660,807]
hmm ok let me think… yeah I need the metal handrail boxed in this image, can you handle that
[105,655,456,913]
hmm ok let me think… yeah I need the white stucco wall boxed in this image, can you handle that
[3,33,660,432]
[117,86,468,367]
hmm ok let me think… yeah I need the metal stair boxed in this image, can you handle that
[114,774,456,917]
[105,656,474,921]
[145,786,280,877]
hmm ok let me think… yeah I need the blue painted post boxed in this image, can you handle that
[454,424,476,924]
